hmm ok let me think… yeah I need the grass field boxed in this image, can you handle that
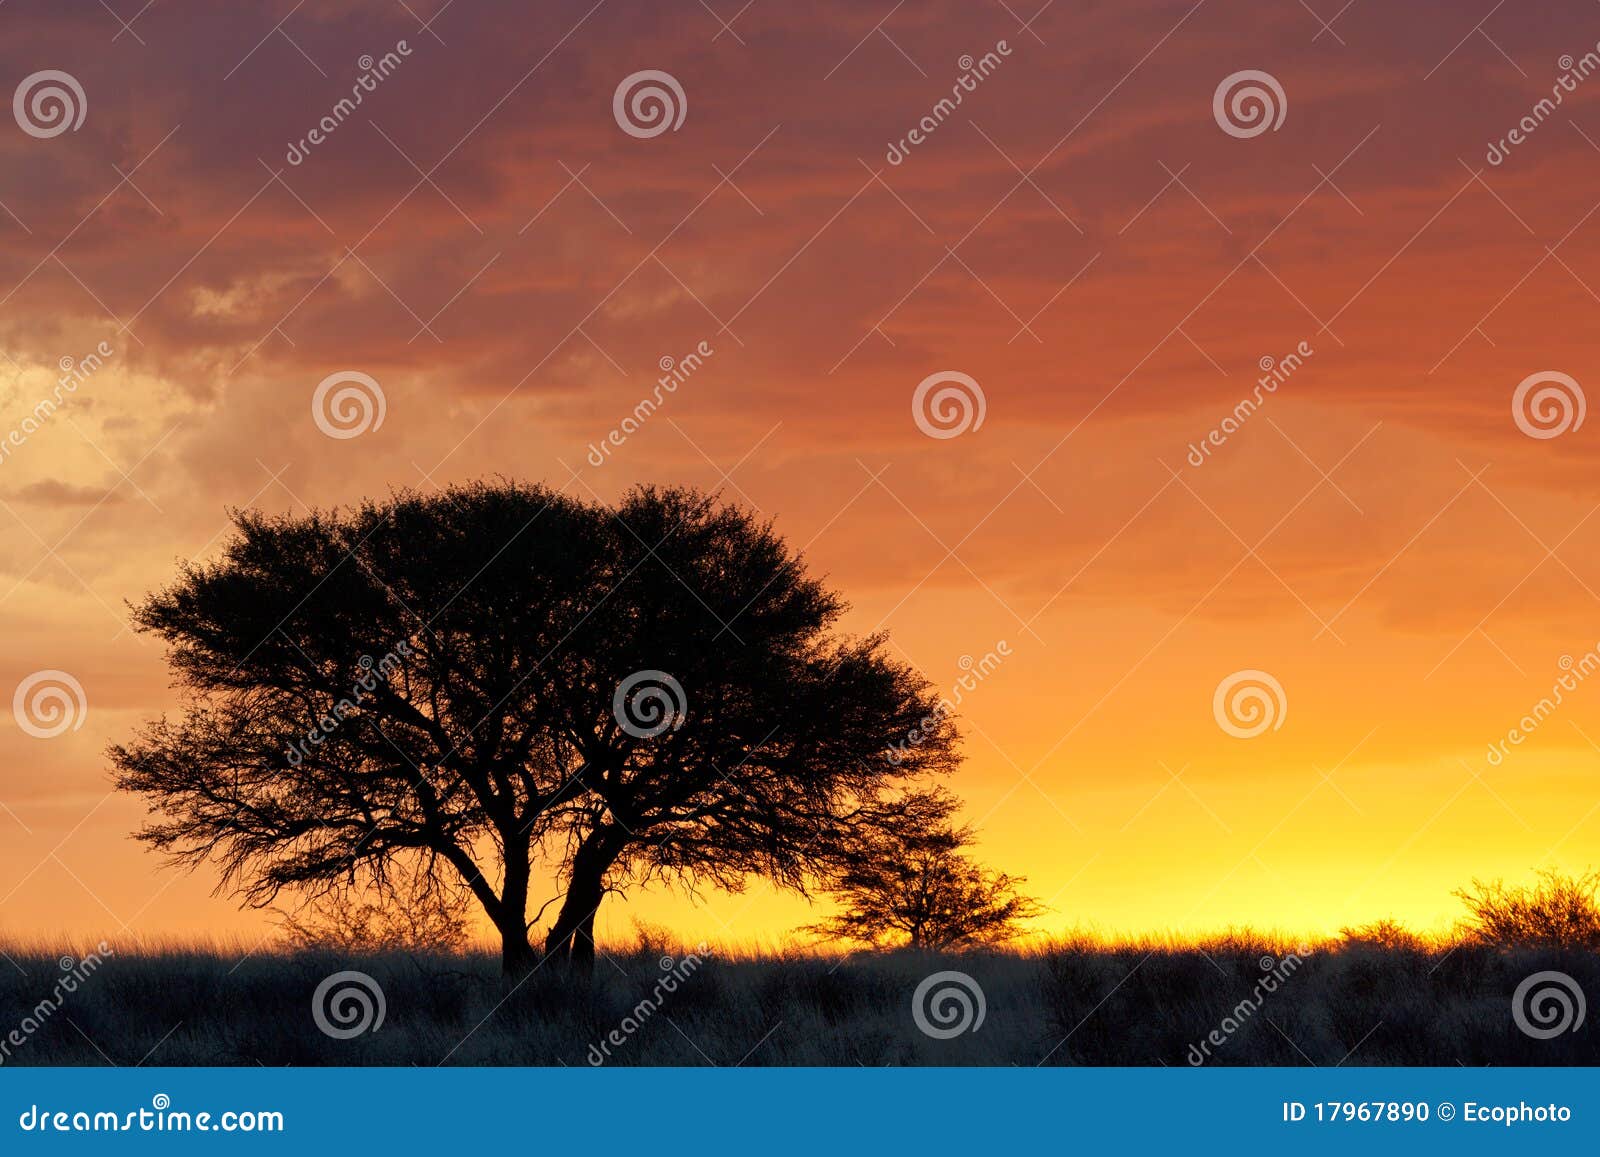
[1,934,1595,1066]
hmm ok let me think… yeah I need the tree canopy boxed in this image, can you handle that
[112,481,960,973]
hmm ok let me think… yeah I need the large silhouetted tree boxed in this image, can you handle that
[529,487,963,968]
[112,481,958,975]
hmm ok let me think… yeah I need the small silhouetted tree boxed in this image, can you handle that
[112,482,958,976]
[807,798,1043,949]
[1454,869,1600,950]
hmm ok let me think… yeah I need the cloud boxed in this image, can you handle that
[9,479,126,506]
[4,0,1600,940]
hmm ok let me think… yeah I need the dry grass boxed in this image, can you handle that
[0,931,1595,1066]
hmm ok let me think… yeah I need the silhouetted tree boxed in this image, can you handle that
[808,798,1043,949]
[1454,869,1600,950]
[530,487,962,970]
[112,482,958,975]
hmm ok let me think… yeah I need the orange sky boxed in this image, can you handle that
[3,0,1600,951]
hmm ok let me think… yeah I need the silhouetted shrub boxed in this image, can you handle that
[1339,918,1426,952]
[1454,869,1600,950]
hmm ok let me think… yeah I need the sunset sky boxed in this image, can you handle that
[3,0,1600,952]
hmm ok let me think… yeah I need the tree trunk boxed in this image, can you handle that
[543,832,617,974]
[497,847,535,979]
[500,925,538,978]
